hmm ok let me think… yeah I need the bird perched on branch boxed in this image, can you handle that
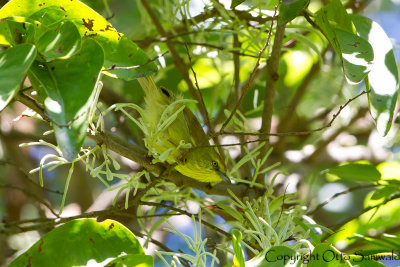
[137,76,230,184]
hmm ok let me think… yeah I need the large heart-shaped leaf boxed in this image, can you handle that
[36,20,81,61]
[9,219,147,267]
[28,38,103,160]
[308,244,351,267]
[0,16,49,47]
[0,43,36,111]
[0,0,157,79]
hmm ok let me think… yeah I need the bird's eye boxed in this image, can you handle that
[212,161,218,168]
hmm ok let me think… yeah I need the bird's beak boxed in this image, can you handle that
[217,171,231,184]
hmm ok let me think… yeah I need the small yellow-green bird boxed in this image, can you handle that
[138,76,230,184]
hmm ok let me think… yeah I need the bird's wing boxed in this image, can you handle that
[183,107,210,147]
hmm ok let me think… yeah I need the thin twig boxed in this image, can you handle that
[306,107,368,163]
[139,200,229,238]
[0,160,62,195]
[307,184,380,215]
[193,89,370,149]
[183,43,212,135]
[275,184,288,228]
[103,51,169,71]
[135,8,274,49]
[218,90,369,138]
[14,92,87,129]
[0,184,59,217]
[139,200,259,251]
[322,193,400,241]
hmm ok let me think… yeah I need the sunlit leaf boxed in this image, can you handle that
[28,38,104,160]
[314,10,341,57]
[232,229,245,267]
[334,28,373,83]
[0,16,49,47]
[263,246,301,267]
[308,244,351,267]
[321,0,353,32]
[105,254,153,267]
[3,17,37,45]
[9,219,146,267]
[0,19,14,46]
[377,161,400,180]
[292,217,320,245]
[348,255,387,267]
[36,20,81,61]
[231,0,245,9]
[351,15,399,136]
[278,0,309,25]
[326,163,381,182]
[0,43,36,111]
[315,4,373,84]
[364,185,400,208]
[0,0,157,79]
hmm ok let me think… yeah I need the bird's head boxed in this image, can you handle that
[174,147,230,184]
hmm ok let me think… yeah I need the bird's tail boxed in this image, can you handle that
[137,76,165,103]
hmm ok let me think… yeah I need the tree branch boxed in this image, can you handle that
[255,2,285,185]
[307,184,379,215]
[216,90,369,139]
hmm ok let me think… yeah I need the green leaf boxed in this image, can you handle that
[326,163,381,182]
[263,246,301,266]
[29,6,68,28]
[370,186,399,202]
[314,10,341,58]
[105,254,153,267]
[9,219,146,267]
[278,0,309,25]
[0,43,36,111]
[292,217,320,245]
[322,0,353,32]
[334,28,373,83]
[230,0,245,9]
[351,15,399,136]
[28,38,104,161]
[348,254,391,267]
[313,4,399,135]
[308,244,351,267]
[0,19,14,46]
[244,246,301,267]
[0,0,157,79]
[314,5,373,84]
[350,234,400,251]
[216,203,244,222]
[365,185,400,208]
[0,16,49,46]
[36,20,81,61]
[232,229,245,267]
[4,17,37,45]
